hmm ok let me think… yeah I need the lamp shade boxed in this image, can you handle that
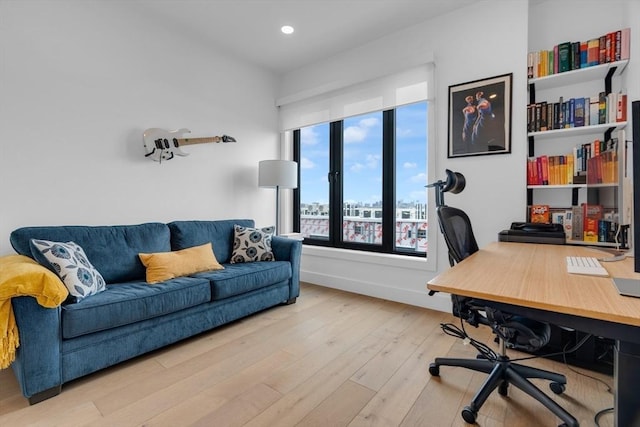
[258,160,298,189]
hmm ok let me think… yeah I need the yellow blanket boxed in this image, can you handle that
[0,255,68,369]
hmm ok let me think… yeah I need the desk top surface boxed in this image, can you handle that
[427,242,640,327]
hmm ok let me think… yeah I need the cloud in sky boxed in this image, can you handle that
[366,154,380,168]
[403,162,417,169]
[396,127,413,137]
[300,157,315,169]
[344,116,380,143]
[350,162,365,172]
[301,126,321,145]
[410,172,427,183]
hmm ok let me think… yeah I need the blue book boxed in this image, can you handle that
[568,98,575,127]
[574,98,585,127]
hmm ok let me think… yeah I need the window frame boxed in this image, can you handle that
[293,106,427,258]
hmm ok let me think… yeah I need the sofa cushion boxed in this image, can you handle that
[230,225,275,263]
[30,240,106,301]
[61,276,210,339]
[139,243,224,284]
[192,261,291,300]
[168,219,254,264]
[10,223,171,284]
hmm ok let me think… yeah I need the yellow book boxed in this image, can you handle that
[566,154,574,184]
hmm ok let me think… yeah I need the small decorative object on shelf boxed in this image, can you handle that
[526,28,630,249]
[142,128,236,162]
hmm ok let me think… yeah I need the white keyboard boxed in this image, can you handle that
[566,256,609,277]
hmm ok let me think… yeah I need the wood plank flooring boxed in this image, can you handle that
[0,283,614,426]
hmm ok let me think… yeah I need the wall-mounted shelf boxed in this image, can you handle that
[528,122,627,140]
[529,60,628,91]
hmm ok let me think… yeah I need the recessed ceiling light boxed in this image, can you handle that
[281,25,294,35]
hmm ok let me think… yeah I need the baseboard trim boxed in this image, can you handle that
[301,270,451,313]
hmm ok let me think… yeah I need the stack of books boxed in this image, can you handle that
[527,92,627,133]
[527,138,618,186]
[527,27,630,79]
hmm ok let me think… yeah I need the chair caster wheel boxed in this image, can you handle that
[461,406,477,424]
[428,363,440,376]
[498,381,509,396]
[549,382,565,395]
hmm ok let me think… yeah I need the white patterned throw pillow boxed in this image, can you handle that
[30,239,106,300]
[230,225,275,263]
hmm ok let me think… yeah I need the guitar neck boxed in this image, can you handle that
[177,136,225,146]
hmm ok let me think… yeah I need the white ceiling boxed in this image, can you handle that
[137,0,477,74]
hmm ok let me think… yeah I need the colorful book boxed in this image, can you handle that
[589,95,600,125]
[558,42,571,73]
[583,204,603,242]
[571,206,584,241]
[598,92,607,124]
[574,97,585,127]
[587,38,600,66]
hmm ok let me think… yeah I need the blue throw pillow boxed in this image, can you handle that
[30,239,106,301]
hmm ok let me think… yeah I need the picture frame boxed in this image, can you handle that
[448,73,512,158]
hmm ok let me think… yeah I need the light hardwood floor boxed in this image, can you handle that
[0,283,614,426]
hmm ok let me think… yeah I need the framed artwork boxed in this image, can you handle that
[448,73,512,158]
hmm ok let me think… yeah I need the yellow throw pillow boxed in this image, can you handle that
[139,243,224,284]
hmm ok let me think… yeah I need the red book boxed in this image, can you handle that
[528,159,541,185]
[606,32,615,63]
[587,38,600,66]
[617,93,628,122]
[540,155,549,185]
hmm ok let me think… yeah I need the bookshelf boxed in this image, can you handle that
[527,42,629,249]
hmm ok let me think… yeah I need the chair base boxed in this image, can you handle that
[430,356,578,427]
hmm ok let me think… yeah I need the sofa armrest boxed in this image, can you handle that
[11,297,62,402]
[271,237,302,300]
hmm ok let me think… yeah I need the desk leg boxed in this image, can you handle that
[615,341,640,427]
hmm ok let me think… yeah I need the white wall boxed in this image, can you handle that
[279,0,640,312]
[0,0,280,255]
[278,0,529,311]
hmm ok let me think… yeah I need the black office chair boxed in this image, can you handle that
[427,170,578,427]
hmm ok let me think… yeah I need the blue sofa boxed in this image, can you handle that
[8,219,301,404]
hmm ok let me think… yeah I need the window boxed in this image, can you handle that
[294,101,428,256]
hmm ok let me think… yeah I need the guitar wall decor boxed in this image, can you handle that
[143,128,237,162]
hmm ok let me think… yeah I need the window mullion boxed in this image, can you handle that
[382,110,395,253]
[330,121,343,247]
[293,129,301,233]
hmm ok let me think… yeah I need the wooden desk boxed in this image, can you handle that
[428,242,640,427]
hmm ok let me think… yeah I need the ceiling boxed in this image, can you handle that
[137,0,477,75]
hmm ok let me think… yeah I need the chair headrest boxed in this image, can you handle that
[442,169,466,194]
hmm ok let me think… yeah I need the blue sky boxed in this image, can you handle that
[299,102,427,206]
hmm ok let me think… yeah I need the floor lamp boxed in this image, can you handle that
[258,160,298,235]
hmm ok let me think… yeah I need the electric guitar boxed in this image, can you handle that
[143,128,236,162]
